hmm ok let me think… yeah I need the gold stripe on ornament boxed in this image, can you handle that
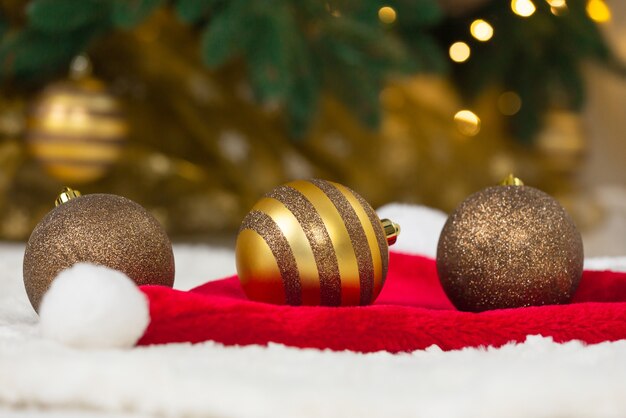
[267,185,342,306]
[27,142,123,162]
[236,228,286,305]
[252,197,320,305]
[38,159,114,167]
[31,105,124,119]
[26,134,126,144]
[288,181,361,306]
[31,102,123,115]
[350,189,389,282]
[309,179,375,305]
[27,118,129,138]
[335,184,385,295]
[239,210,302,305]
[35,94,122,113]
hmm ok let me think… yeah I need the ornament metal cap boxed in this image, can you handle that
[381,218,400,245]
[500,174,524,186]
[55,187,82,207]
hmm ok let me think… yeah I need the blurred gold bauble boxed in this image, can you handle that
[23,188,175,312]
[536,110,586,174]
[25,77,128,184]
[236,179,399,306]
[436,176,584,312]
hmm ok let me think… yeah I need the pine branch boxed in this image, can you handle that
[0,0,619,143]
[435,0,619,141]
[0,0,437,137]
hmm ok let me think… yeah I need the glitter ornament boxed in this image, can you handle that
[436,175,584,312]
[236,179,400,306]
[23,187,175,312]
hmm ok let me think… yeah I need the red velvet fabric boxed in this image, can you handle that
[138,252,626,352]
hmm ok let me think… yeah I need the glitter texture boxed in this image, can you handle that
[350,188,389,283]
[268,185,342,306]
[23,194,175,312]
[240,210,302,305]
[310,179,375,305]
[436,185,584,312]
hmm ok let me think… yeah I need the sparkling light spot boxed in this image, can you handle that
[547,0,566,7]
[449,42,471,63]
[586,0,611,23]
[454,110,481,136]
[511,0,536,17]
[378,6,397,24]
[470,19,494,42]
[548,0,568,14]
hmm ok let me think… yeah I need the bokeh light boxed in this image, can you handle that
[378,6,397,24]
[586,0,611,23]
[470,19,494,42]
[511,0,536,17]
[454,110,481,136]
[548,0,568,15]
[497,92,522,116]
[449,42,471,63]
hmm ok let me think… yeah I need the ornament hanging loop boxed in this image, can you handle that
[500,174,524,186]
[381,218,400,245]
[55,187,82,207]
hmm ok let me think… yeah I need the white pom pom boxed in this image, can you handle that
[39,263,150,349]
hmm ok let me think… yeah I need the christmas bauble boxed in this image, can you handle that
[236,179,399,306]
[25,77,128,184]
[436,176,584,312]
[23,188,174,312]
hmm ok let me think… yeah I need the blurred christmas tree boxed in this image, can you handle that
[0,0,621,240]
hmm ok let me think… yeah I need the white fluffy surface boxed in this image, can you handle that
[1,203,626,418]
[39,263,149,349]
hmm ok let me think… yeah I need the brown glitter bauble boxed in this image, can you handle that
[436,184,584,312]
[23,194,175,312]
[236,179,399,306]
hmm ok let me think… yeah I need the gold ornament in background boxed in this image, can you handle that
[536,110,586,174]
[0,11,591,241]
[436,175,584,312]
[25,57,128,184]
[23,187,175,312]
[236,179,399,306]
[534,110,604,231]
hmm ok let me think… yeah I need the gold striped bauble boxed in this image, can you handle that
[26,77,128,184]
[236,179,399,306]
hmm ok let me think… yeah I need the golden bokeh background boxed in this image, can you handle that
[0,1,623,256]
